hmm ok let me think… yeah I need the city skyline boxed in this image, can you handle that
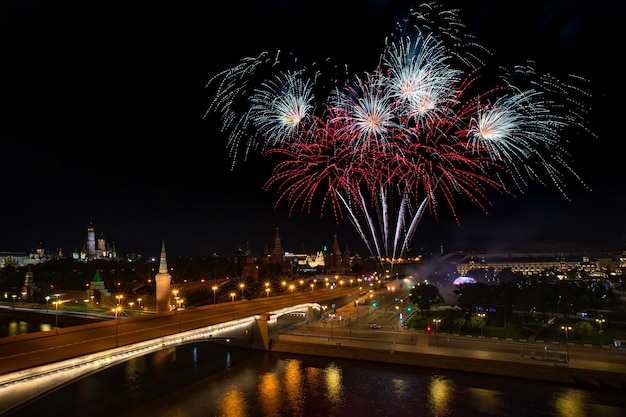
[1,1,625,258]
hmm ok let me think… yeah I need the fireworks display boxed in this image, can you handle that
[205,2,593,266]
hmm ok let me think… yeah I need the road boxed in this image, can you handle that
[0,288,357,376]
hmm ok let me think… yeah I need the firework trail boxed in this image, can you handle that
[205,2,593,268]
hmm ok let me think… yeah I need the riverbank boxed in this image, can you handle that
[272,333,626,390]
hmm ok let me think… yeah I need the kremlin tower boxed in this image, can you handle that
[155,241,172,314]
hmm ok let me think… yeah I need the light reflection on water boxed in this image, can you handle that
[1,319,53,336]
[11,343,626,417]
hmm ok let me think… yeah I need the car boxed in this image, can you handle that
[370,323,381,329]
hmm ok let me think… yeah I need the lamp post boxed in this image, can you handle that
[113,305,122,347]
[230,292,236,319]
[395,305,400,328]
[596,318,606,347]
[45,295,50,312]
[239,283,245,301]
[176,297,183,330]
[477,313,486,338]
[54,293,61,334]
[172,290,178,311]
[212,286,218,308]
[433,319,441,347]
[54,300,59,334]
[561,325,572,362]
[265,287,270,310]
[137,298,142,312]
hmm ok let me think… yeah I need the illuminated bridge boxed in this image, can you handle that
[0,289,358,416]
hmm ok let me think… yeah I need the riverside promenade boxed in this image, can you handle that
[273,333,626,389]
[272,303,626,390]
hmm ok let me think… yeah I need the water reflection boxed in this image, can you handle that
[428,375,454,417]
[284,359,304,415]
[219,389,248,417]
[553,389,589,417]
[465,387,503,415]
[11,343,626,417]
[2,319,53,336]
[323,362,343,406]
[258,372,280,416]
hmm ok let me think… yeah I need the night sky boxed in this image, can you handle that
[1,1,625,259]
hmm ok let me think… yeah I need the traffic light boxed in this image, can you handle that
[407,306,412,312]
[426,324,431,334]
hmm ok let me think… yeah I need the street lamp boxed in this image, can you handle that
[172,290,179,310]
[212,285,218,308]
[596,318,606,347]
[230,292,236,319]
[477,313,486,338]
[112,305,122,347]
[54,293,61,334]
[45,295,50,312]
[239,283,245,300]
[433,319,441,347]
[137,298,142,311]
[54,301,59,334]
[561,325,572,362]
[176,297,183,330]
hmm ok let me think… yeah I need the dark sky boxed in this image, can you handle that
[1,0,625,259]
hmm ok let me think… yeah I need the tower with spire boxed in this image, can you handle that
[155,241,172,314]
[271,227,283,263]
[87,220,96,260]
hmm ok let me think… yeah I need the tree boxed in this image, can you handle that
[573,321,594,344]
[409,283,444,316]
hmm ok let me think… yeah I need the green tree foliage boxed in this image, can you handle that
[573,321,594,344]
[454,282,494,311]
[409,283,444,315]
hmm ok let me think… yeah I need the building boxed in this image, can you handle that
[72,220,117,261]
[451,251,621,280]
